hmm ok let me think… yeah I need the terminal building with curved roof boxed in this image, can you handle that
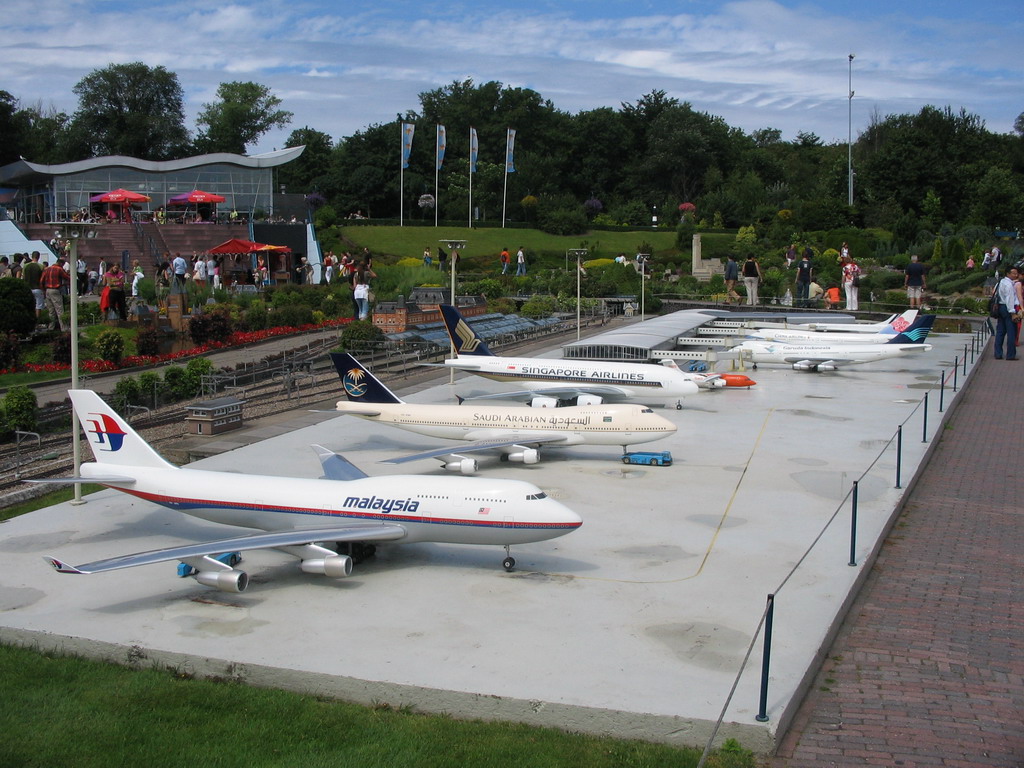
[0,147,305,223]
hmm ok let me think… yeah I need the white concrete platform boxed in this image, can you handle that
[0,328,980,752]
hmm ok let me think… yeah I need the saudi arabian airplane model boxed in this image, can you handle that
[730,320,934,371]
[435,304,746,409]
[333,353,676,474]
[745,313,935,345]
[37,390,583,588]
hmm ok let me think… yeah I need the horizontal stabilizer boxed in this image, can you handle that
[26,475,137,485]
[43,524,407,575]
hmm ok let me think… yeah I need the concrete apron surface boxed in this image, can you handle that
[0,328,980,753]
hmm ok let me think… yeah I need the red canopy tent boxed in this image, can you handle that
[208,238,290,254]
[167,189,226,205]
[89,188,151,203]
[207,238,292,286]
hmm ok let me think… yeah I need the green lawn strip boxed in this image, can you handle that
[0,484,103,521]
[0,643,751,768]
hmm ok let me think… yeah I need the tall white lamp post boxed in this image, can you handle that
[440,239,466,384]
[848,53,855,207]
[50,221,99,504]
[637,253,650,323]
[567,249,588,341]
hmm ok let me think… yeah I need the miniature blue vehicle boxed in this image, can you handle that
[176,551,243,577]
[621,451,673,467]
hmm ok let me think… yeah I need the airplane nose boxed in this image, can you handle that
[554,501,583,528]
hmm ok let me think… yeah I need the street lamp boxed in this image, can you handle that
[50,221,99,505]
[848,53,855,207]
[637,253,650,323]
[440,239,467,384]
[567,249,589,340]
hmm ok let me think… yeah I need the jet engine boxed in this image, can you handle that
[530,395,559,408]
[817,363,837,371]
[300,554,353,579]
[575,394,603,406]
[507,447,540,464]
[445,457,478,474]
[195,569,249,593]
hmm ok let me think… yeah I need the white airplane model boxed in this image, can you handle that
[437,304,706,409]
[746,314,935,345]
[731,323,933,371]
[333,353,676,474]
[38,390,583,589]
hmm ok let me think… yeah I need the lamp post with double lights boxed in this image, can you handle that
[567,249,589,341]
[440,239,466,384]
[49,221,99,505]
[848,53,855,207]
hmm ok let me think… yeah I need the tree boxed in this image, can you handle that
[195,81,293,155]
[70,63,189,160]
[276,126,334,193]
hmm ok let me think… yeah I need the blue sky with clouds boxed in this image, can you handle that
[4,0,1021,155]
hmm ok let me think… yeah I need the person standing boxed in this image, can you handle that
[40,257,70,330]
[904,255,926,309]
[841,255,862,310]
[742,254,762,306]
[207,254,219,289]
[723,254,740,304]
[993,267,1020,360]
[422,247,432,268]
[515,247,527,276]
[794,252,813,307]
[22,251,44,321]
[76,255,88,296]
[104,263,128,321]
[171,252,188,292]
[500,248,510,275]
[437,246,447,272]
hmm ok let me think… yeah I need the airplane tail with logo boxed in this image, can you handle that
[885,314,935,344]
[439,304,494,357]
[879,309,919,335]
[330,353,403,404]
[68,390,175,469]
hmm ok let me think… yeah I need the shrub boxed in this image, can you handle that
[135,326,163,356]
[520,295,559,319]
[273,304,314,328]
[3,385,38,432]
[95,329,125,364]
[162,366,190,400]
[245,303,269,330]
[111,376,141,414]
[0,278,36,337]
[189,308,232,345]
[51,333,73,364]
[0,332,20,370]
[185,358,215,398]
[337,320,385,353]
[137,371,165,407]
[538,208,588,236]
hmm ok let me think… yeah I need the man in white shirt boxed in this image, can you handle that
[993,267,1020,360]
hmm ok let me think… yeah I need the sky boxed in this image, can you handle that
[4,0,1022,157]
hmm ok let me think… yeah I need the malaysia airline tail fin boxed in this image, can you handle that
[886,314,935,344]
[68,390,176,469]
[330,353,403,404]
[439,304,494,357]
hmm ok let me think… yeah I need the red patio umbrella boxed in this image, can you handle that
[89,188,152,203]
[208,238,291,254]
[167,189,227,205]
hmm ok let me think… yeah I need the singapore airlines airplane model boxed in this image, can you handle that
[39,390,583,588]
[436,304,713,409]
[730,320,933,371]
[745,313,935,345]
[333,353,676,474]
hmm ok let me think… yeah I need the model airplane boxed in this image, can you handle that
[332,353,676,474]
[437,304,704,408]
[745,314,935,345]
[731,323,933,371]
[38,390,583,590]
[792,309,919,334]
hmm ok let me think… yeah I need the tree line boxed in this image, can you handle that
[3,67,1022,243]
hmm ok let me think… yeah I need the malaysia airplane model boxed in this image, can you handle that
[745,314,935,345]
[333,353,676,474]
[38,390,583,589]
[437,304,707,408]
[730,323,933,371]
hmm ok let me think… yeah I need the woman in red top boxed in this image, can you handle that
[104,263,128,321]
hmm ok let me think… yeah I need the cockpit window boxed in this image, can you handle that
[641,408,654,413]
[525,492,548,500]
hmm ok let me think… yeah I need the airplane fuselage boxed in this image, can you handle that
[444,357,698,401]
[335,401,677,447]
[80,463,582,546]
[747,329,901,344]
[735,340,931,367]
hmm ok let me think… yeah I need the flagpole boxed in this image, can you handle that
[502,168,508,229]
[400,124,405,227]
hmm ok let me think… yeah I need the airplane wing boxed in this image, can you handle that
[27,475,137,485]
[44,524,407,575]
[380,434,570,465]
[456,384,631,404]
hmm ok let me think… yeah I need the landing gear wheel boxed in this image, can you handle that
[502,556,516,571]
[752,363,758,370]
[675,401,683,410]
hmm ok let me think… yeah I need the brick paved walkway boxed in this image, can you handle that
[769,351,1024,767]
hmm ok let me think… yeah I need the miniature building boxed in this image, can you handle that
[373,289,487,333]
[185,396,245,436]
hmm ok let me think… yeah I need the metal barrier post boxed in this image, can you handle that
[895,425,902,489]
[849,480,859,566]
[939,370,945,412]
[953,357,959,392]
[755,594,775,722]
[922,392,929,443]
[963,345,968,375]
